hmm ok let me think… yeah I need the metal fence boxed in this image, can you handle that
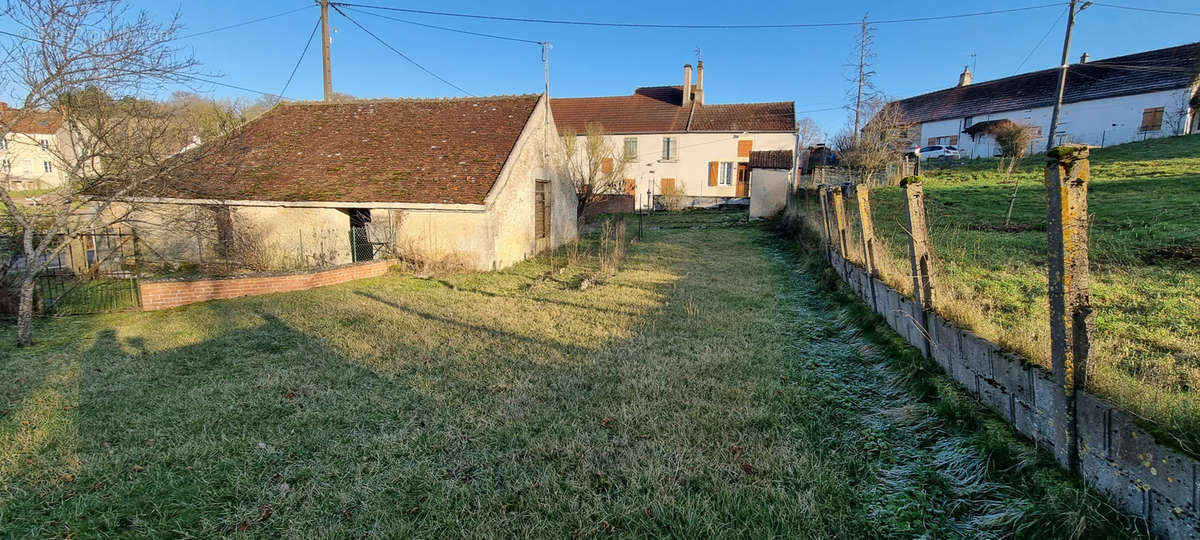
[2,228,142,316]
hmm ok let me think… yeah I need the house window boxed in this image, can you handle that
[1,159,9,171]
[962,116,973,131]
[930,136,952,146]
[1140,107,1164,132]
[661,136,678,161]
[43,161,52,173]
[0,137,7,150]
[39,139,49,150]
[623,137,638,161]
[718,162,734,186]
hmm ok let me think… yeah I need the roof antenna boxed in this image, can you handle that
[969,51,977,75]
[694,47,702,63]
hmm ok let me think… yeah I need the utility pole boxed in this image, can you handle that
[853,16,867,142]
[1045,0,1085,153]
[542,41,550,157]
[321,0,333,101]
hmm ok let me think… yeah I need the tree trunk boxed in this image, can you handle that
[17,277,36,347]
[1003,157,1020,226]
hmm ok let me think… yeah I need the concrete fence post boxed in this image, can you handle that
[901,176,935,359]
[1045,145,1093,472]
[817,184,833,263]
[831,183,850,259]
[854,184,879,310]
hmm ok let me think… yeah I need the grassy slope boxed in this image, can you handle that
[864,134,1200,454]
[1,211,1138,537]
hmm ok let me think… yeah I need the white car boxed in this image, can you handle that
[918,145,961,159]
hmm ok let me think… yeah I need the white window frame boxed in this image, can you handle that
[623,137,638,161]
[43,160,52,173]
[717,162,734,186]
[661,136,678,161]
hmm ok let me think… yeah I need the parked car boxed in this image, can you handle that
[918,145,961,159]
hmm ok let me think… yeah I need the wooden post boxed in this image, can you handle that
[817,185,833,262]
[1046,145,1093,472]
[831,183,850,259]
[902,176,934,358]
[855,184,879,310]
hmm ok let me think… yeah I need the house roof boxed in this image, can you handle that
[551,86,794,134]
[892,42,1200,125]
[748,150,793,169]
[0,107,64,135]
[147,95,541,205]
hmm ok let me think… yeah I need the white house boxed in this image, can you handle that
[552,62,796,210]
[0,103,73,190]
[893,42,1200,158]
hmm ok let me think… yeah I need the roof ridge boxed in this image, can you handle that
[279,94,540,106]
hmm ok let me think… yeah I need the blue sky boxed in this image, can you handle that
[10,1,1200,137]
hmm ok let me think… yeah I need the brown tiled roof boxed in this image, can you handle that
[150,95,541,204]
[893,42,1200,125]
[1,108,64,135]
[551,86,794,134]
[748,150,793,169]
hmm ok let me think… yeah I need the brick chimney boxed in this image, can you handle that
[682,64,693,107]
[957,65,972,87]
[695,60,705,105]
[1079,52,1089,63]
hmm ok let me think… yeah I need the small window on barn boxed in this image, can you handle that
[1140,107,1164,132]
[535,180,550,240]
[623,137,638,161]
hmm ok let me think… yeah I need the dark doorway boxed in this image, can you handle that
[348,208,374,262]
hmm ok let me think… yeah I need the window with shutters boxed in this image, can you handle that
[660,177,675,194]
[535,180,550,240]
[623,137,637,161]
[601,157,614,174]
[661,136,678,161]
[737,139,753,158]
[43,161,52,173]
[623,178,636,195]
[1140,107,1164,132]
[717,162,734,186]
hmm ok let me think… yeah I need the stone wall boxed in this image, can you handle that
[139,259,392,311]
[827,251,1199,539]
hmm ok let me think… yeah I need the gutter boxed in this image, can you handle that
[116,196,489,213]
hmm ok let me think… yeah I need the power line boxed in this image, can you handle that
[1015,5,1069,73]
[332,1,1065,29]
[331,5,473,96]
[275,16,323,103]
[341,6,542,45]
[1090,3,1200,17]
[172,5,316,41]
[0,28,292,99]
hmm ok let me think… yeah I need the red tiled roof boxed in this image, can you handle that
[151,95,541,205]
[1,108,64,135]
[551,86,794,134]
[893,42,1200,125]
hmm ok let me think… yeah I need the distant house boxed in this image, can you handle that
[552,61,796,209]
[892,42,1200,158]
[120,94,576,272]
[0,103,71,190]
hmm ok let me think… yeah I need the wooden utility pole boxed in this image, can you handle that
[1046,145,1093,472]
[321,0,333,101]
[1045,0,1081,153]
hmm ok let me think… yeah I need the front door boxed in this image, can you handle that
[735,164,750,197]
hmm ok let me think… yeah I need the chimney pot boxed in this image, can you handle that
[1080,52,1089,63]
[957,65,972,87]
[682,64,693,107]
[695,60,705,105]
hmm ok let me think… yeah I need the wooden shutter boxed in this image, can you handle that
[927,137,936,145]
[623,178,636,195]
[660,177,675,194]
[601,157,614,174]
[737,139,753,157]
[949,135,959,145]
[1141,107,1164,131]
[708,161,718,186]
[534,181,549,239]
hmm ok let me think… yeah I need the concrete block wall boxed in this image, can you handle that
[827,251,1199,539]
[139,259,393,311]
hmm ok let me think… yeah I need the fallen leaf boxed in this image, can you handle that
[342,509,352,519]
[258,504,272,522]
[237,519,251,532]
[284,391,295,399]
[600,417,612,426]
[407,506,418,514]
[642,507,653,519]
[63,474,74,482]
[740,463,756,474]
[731,445,743,456]
[131,465,145,472]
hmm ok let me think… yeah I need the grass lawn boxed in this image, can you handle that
[850,134,1200,455]
[1,211,1140,537]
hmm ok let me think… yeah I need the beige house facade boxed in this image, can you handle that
[553,62,796,210]
[120,94,576,272]
[1,104,72,190]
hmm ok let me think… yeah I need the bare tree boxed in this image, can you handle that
[561,122,628,218]
[1,0,202,346]
[991,121,1037,226]
[849,15,877,142]
[835,97,912,186]
[796,117,823,149]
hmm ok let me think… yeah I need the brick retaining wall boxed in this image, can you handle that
[828,251,1199,539]
[139,259,393,311]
